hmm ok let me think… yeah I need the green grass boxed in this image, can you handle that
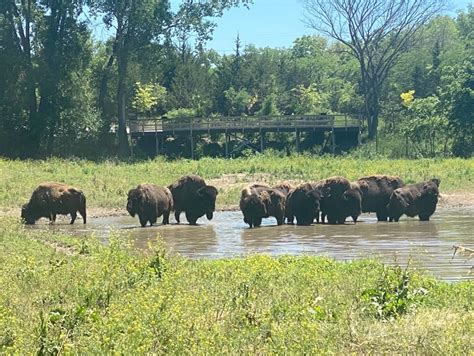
[0,154,473,209]
[0,218,472,354]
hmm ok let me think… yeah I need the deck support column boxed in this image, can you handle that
[260,130,265,153]
[225,132,229,158]
[331,129,336,154]
[295,129,300,153]
[190,134,194,160]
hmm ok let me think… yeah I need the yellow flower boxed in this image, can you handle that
[400,90,415,107]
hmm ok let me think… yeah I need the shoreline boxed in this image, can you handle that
[1,192,473,219]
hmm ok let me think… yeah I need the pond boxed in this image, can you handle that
[27,208,473,282]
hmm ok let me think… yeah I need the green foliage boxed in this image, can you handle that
[224,87,253,115]
[362,266,428,320]
[290,83,330,114]
[0,220,472,353]
[131,82,167,114]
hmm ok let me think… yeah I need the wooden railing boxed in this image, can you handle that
[128,114,362,134]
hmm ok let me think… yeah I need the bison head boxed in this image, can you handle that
[21,204,36,225]
[305,188,322,213]
[343,185,362,219]
[242,193,267,226]
[197,185,218,220]
[126,188,144,217]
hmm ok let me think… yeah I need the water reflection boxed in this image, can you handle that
[26,209,473,281]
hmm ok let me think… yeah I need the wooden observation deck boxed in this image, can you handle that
[128,114,363,158]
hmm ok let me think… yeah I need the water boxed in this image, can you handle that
[27,209,473,282]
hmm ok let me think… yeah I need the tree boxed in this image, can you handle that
[90,0,252,157]
[302,0,446,139]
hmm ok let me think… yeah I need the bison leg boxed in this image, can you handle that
[175,210,181,224]
[376,210,388,222]
[253,217,262,227]
[70,212,77,225]
[419,215,430,221]
[163,211,170,225]
[185,212,198,225]
[139,215,148,227]
[286,215,294,225]
[276,214,284,226]
[49,213,56,224]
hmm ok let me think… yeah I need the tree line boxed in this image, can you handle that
[0,0,472,158]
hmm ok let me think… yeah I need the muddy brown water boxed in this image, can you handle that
[27,209,473,282]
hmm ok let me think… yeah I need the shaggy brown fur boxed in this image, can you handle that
[127,184,173,227]
[240,184,286,228]
[285,182,322,226]
[21,182,86,225]
[387,179,440,222]
[273,182,295,196]
[357,175,404,221]
[168,175,218,225]
[317,176,362,224]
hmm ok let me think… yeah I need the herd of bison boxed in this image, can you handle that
[21,174,441,228]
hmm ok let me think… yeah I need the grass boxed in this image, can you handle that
[0,154,473,210]
[0,218,472,354]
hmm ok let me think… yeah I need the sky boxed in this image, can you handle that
[91,0,473,54]
[203,0,473,54]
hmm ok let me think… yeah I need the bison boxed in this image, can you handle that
[240,184,286,228]
[21,182,86,225]
[387,178,440,222]
[285,182,322,225]
[357,175,404,221]
[316,177,362,224]
[168,175,218,225]
[127,184,173,227]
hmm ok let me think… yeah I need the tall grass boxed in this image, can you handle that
[0,219,472,354]
[0,154,472,209]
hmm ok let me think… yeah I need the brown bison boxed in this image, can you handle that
[320,181,363,224]
[317,177,361,224]
[240,184,286,228]
[387,179,440,222]
[168,175,218,225]
[21,182,86,225]
[127,184,173,227]
[357,175,404,221]
[285,182,322,225]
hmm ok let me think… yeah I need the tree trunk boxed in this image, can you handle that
[117,52,130,157]
[98,53,115,142]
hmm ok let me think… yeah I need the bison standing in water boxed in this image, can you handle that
[357,175,404,221]
[318,177,362,224]
[168,175,218,225]
[21,182,86,224]
[240,184,286,228]
[285,183,322,225]
[127,184,173,227]
[387,179,440,222]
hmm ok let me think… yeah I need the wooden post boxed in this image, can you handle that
[225,132,229,158]
[331,129,336,154]
[155,119,159,156]
[260,130,265,152]
[295,129,300,153]
[190,118,194,159]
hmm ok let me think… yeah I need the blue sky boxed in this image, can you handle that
[91,0,473,53]
[204,0,473,54]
